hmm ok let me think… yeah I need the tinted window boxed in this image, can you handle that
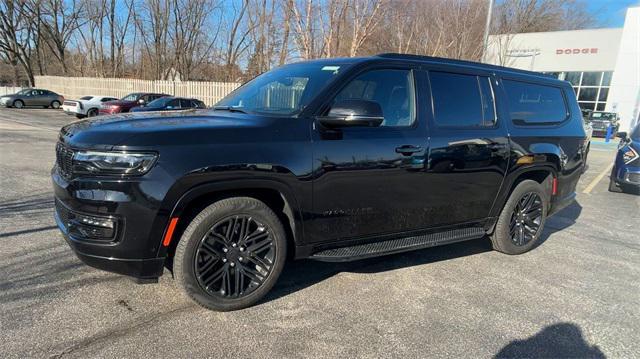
[180,99,192,108]
[333,69,415,127]
[429,72,495,127]
[503,80,567,125]
[166,99,180,108]
[80,96,93,100]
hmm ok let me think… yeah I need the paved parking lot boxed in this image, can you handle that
[1,108,638,358]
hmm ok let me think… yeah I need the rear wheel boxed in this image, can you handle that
[490,180,548,255]
[174,197,287,311]
[13,100,24,109]
[87,108,98,117]
[50,100,61,109]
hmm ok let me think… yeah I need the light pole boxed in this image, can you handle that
[481,0,495,63]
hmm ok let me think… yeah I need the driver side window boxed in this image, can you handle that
[333,69,416,127]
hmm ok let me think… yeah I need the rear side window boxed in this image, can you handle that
[429,71,496,127]
[503,80,568,125]
[180,99,192,108]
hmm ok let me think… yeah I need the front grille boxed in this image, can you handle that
[626,173,640,184]
[56,142,75,178]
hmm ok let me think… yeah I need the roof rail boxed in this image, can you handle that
[374,52,555,79]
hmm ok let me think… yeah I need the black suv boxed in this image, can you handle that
[53,54,587,311]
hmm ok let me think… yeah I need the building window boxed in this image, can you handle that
[546,71,612,112]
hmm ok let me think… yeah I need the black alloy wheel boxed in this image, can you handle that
[195,215,275,298]
[490,179,548,255]
[509,192,543,246]
[174,197,287,311]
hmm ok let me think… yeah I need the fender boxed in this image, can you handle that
[152,173,307,258]
[488,141,563,221]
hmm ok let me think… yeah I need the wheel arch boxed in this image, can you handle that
[489,164,558,230]
[158,179,303,266]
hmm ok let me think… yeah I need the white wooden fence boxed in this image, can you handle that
[0,86,23,96]
[34,76,240,106]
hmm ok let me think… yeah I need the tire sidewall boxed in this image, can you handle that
[174,197,287,311]
[51,101,60,109]
[495,180,548,254]
[14,100,24,108]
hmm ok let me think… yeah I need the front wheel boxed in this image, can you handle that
[13,100,24,109]
[174,197,287,311]
[490,180,548,255]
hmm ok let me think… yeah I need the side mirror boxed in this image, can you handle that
[138,99,146,106]
[616,131,627,140]
[318,99,384,128]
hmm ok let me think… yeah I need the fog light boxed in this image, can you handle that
[69,214,116,240]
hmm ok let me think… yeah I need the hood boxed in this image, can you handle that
[59,110,276,149]
[0,93,17,99]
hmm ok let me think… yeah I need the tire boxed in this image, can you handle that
[490,180,548,255]
[87,108,98,117]
[174,197,287,311]
[608,166,623,193]
[13,100,24,109]
[50,100,61,109]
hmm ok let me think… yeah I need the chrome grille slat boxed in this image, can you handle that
[55,142,75,179]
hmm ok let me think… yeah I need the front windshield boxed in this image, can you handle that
[122,93,141,101]
[216,62,350,116]
[632,124,640,140]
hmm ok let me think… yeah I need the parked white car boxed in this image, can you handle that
[62,95,119,118]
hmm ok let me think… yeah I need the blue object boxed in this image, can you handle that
[610,125,640,192]
[605,124,613,143]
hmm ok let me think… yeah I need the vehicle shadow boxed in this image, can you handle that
[535,200,583,248]
[265,236,493,304]
[265,200,583,305]
[494,322,605,358]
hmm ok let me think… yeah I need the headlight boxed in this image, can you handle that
[622,146,639,164]
[73,151,157,175]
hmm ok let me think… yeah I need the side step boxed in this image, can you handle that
[310,227,486,262]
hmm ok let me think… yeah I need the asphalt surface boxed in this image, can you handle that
[0,108,638,358]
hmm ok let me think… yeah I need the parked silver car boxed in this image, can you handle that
[0,88,65,109]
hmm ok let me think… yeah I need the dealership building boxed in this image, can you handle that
[486,6,640,131]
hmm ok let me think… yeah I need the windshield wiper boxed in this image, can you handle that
[213,105,248,114]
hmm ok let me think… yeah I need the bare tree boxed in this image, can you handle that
[0,0,37,85]
[34,0,86,74]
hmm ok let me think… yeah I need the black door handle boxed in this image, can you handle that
[395,145,422,155]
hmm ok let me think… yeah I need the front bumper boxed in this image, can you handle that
[614,165,640,187]
[52,166,169,279]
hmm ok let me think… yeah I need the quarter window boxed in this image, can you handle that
[333,69,415,127]
[503,80,567,125]
[429,71,495,127]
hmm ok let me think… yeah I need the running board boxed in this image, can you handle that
[310,227,486,262]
